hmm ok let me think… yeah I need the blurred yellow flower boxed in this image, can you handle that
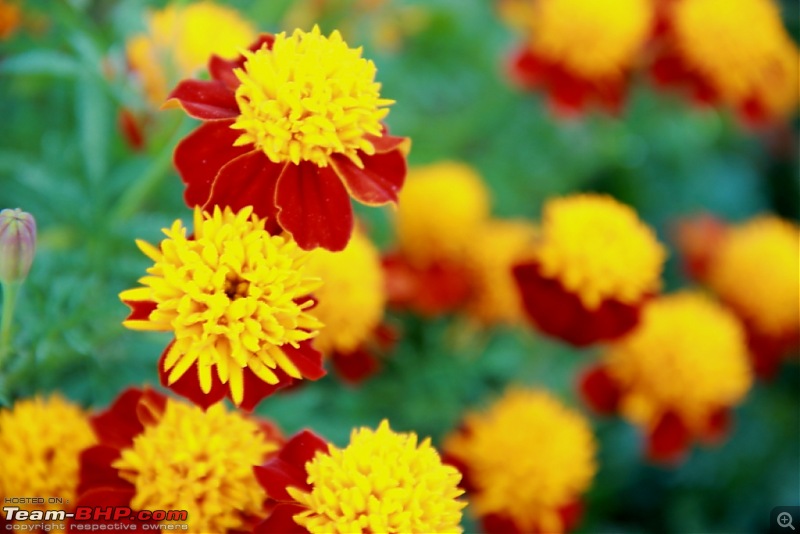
[445,388,596,533]
[126,1,256,104]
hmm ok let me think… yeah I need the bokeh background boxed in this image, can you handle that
[0,0,798,532]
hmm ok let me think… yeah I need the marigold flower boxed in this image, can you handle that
[444,388,596,534]
[705,216,800,377]
[581,292,753,463]
[119,206,325,410]
[0,208,36,285]
[126,1,256,105]
[507,0,654,114]
[464,219,537,326]
[305,227,387,382]
[0,0,20,40]
[75,388,282,533]
[513,194,666,346]
[384,161,490,316]
[166,26,409,252]
[0,394,95,526]
[651,0,799,124]
[255,420,465,534]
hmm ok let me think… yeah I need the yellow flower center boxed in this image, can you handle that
[289,420,465,534]
[119,206,323,406]
[231,25,393,168]
[0,395,95,514]
[535,194,666,309]
[113,400,277,533]
[396,161,491,267]
[606,292,753,431]
[707,216,800,336]
[305,229,385,355]
[126,1,256,104]
[466,219,538,325]
[528,0,653,78]
[672,0,797,106]
[444,389,596,533]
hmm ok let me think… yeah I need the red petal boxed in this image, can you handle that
[90,388,146,449]
[118,108,145,151]
[255,430,328,500]
[646,411,691,464]
[70,487,157,531]
[237,366,292,412]
[253,503,308,534]
[135,388,167,427]
[158,344,227,410]
[275,162,354,251]
[579,365,622,415]
[366,131,410,154]
[173,120,252,207]
[558,500,584,532]
[205,151,283,222]
[331,147,406,206]
[331,346,381,384]
[508,47,546,90]
[283,340,326,381]
[279,429,329,471]
[382,254,472,316]
[77,445,130,495]
[698,407,732,445]
[672,214,727,281]
[121,298,157,323]
[165,79,239,120]
[482,514,522,534]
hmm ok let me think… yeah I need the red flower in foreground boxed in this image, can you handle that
[166,26,409,251]
[75,388,283,533]
[580,293,752,464]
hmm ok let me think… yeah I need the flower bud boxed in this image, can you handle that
[0,208,36,284]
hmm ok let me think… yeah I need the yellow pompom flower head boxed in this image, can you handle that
[580,292,753,464]
[254,420,466,533]
[0,394,95,528]
[506,0,654,114]
[167,26,410,252]
[513,193,667,346]
[444,388,597,533]
[75,388,283,533]
[120,206,326,411]
[651,0,799,124]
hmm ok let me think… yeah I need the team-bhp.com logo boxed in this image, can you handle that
[3,505,189,531]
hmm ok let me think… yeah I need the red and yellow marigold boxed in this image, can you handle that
[254,420,465,533]
[166,26,409,252]
[120,206,325,410]
[581,292,753,463]
[444,388,596,533]
[513,193,666,346]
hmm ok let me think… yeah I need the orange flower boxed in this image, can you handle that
[167,27,409,251]
[0,0,20,40]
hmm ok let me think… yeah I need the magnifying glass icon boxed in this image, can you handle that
[778,512,795,530]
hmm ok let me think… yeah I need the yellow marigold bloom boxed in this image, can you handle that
[526,0,653,78]
[113,399,278,533]
[305,228,385,355]
[535,194,666,309]
[119,206,324,409]
[231,25,393,168]
[396,161,491,266]
[466,219,537,325]
[0,395,95,512]
[445,389,597,533]
[289,420,465,534]
[606,292,752,432]
[0,0,20,40]
[126,1,256,104]
[707,216,800,337]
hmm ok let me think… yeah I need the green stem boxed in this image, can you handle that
[0,281,21,368]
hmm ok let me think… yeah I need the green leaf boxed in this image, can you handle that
[0,51,81,78]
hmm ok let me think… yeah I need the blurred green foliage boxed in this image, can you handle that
[0,0,798,532]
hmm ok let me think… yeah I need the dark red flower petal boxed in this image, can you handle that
[253,503,309,534]
[698,407,732,445]
[331,346,381,384]
[282,340,327,381]
[237,366,293,412]
[509,47,546,90]
[441,450,477,493]
[70,487,157,532]
[118,108,145,151]
[367,131,410,154]
[382,254,472,316]
[646,411,691,464]
[121,298,158,323]
[558,500,584,533]
[173,120,252,207]
[90,388,147,449]
[77,445,131,495]
[579,365,622,415]
[205,151,283,223]
[275,162,354,251]
[672,214,727,281]
[513,261,643,346]
[209,34,276,89]
[164,79,239,120]
[331,147,406,206]
[158,344,227,410]
[254,430,328,501]
[135,388,167,427]
[482,513,523,534]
